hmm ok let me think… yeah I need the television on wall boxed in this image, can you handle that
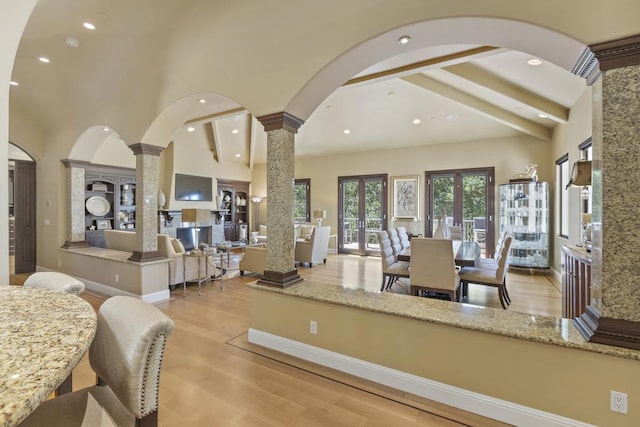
[175,173,213,201]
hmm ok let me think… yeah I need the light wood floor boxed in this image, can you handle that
[15,254,561,426]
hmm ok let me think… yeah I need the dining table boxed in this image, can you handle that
[0,286,97,427]
[397,240,482,267]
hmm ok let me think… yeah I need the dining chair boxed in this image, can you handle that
[448,225,463,241]
[474,231,512,304]
[377,231,409,291]
[409,238,461,302]
[23,271,85,295]
[459,233,513,309]
[396,227,411,249]
[19,296,175,427]
[23,271,86,396]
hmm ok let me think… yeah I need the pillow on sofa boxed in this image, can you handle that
[171,238,185,254]
[294,224,302,239]
[259,225,268,236]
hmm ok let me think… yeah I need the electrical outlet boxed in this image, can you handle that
[115,273,119,283]
[610,390,628,414]
[309,320,318,335]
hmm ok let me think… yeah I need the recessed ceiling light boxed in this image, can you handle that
[412,119,421,125]
[398,35,411,45]
[231,129,239,134]
[538,113,548,119]
[343,129,351,135]
[65,37,80,48]
[103,127,109,132]
[325,105,332,109]
[83,22,96,30]
[198,98,206,104]
[9,81,18,86]
[445,113,457,121]
[387,91,396,96]
[187,126,195,132]
[527,58,542,66]
[234,153,241,158]
[38,57,50,63]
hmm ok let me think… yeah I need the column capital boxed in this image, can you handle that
[129,143,164,156]
[61,159,91,169]
[591,34,640,71]
[256,112,305,134]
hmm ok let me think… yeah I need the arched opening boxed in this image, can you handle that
[8,142,36,276]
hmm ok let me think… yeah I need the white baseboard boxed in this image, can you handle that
[248,329,596,427]
[35,266,170,304]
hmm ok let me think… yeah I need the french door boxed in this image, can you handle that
[425,168,495,256]
[338,174,387,255]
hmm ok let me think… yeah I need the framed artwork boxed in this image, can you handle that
[96,219,112,230]
[392,176,420,219]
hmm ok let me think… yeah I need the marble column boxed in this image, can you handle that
[574,35,640,349]
[61,159,89,248]
[128,143,163,262]
[256,112,304,287]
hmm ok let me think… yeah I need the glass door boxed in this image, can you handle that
[426,168,495,256]
[338,174,387,255]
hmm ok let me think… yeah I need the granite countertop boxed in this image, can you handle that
[60,246,169,265]
[249,280,640,361]
[0,287,97,427]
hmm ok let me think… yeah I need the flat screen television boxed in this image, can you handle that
[175,173,212,201]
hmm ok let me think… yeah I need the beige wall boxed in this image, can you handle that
[252,288,640,426]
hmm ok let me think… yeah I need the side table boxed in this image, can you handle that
[183,251,210,295]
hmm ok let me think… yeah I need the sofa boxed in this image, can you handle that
[256,223,316,244]
[104,230,216,290]
[239,244,267,276]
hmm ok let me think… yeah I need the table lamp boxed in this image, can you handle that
[313,209,327,227]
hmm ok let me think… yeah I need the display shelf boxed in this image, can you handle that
[499,181,549,268]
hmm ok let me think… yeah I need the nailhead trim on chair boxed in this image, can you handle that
[139,334,168,417]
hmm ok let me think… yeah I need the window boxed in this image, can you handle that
[556,154,569,237]
[294,179,310,223]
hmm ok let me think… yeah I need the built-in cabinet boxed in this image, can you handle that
[85,166,136,247]
[216,179,249,241]
[499,181,549,269]
[562,245,592,319]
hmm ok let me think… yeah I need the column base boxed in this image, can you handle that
[257,269,303,288]
[61,240,89,249]
[129,250,163,263]
[574,305,640,350]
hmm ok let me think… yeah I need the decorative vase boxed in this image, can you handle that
[216,195,223,209]
[224,195,231,202]
[157,191,166,209]
[235,196,241,205]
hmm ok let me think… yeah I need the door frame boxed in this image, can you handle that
[338,173,388,255]
[425,167,495,256]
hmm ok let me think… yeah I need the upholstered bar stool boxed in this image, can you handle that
[24,272,85,295]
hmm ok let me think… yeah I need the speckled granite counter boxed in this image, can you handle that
[0,287,97,427]
[59,246,168,265]
[250,280,640,361]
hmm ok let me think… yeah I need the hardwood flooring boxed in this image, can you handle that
[12,254,561,426]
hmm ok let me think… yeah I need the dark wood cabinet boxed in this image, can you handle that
[216,179,249,241]
[562,245,592,318]
[85,165,136,247]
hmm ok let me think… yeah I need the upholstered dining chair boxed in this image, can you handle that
[459,233,513,309]
[409,238,461,302]
[377,231,409,291]
[20,296,175,427]
[396,227,411,249]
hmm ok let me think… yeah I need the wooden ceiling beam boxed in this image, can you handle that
[401,74,552,141]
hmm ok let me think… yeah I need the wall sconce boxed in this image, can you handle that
[313,209,327,227]
[566,160,592,189]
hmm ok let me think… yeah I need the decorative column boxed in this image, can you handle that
[573,35,640,349]
[61,159,89,248]
[256,112,304,287]
[128,143,163,262]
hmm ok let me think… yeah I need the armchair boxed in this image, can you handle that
[295,226,331,267]
[239,244,267,275]
[157,234,209,289]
